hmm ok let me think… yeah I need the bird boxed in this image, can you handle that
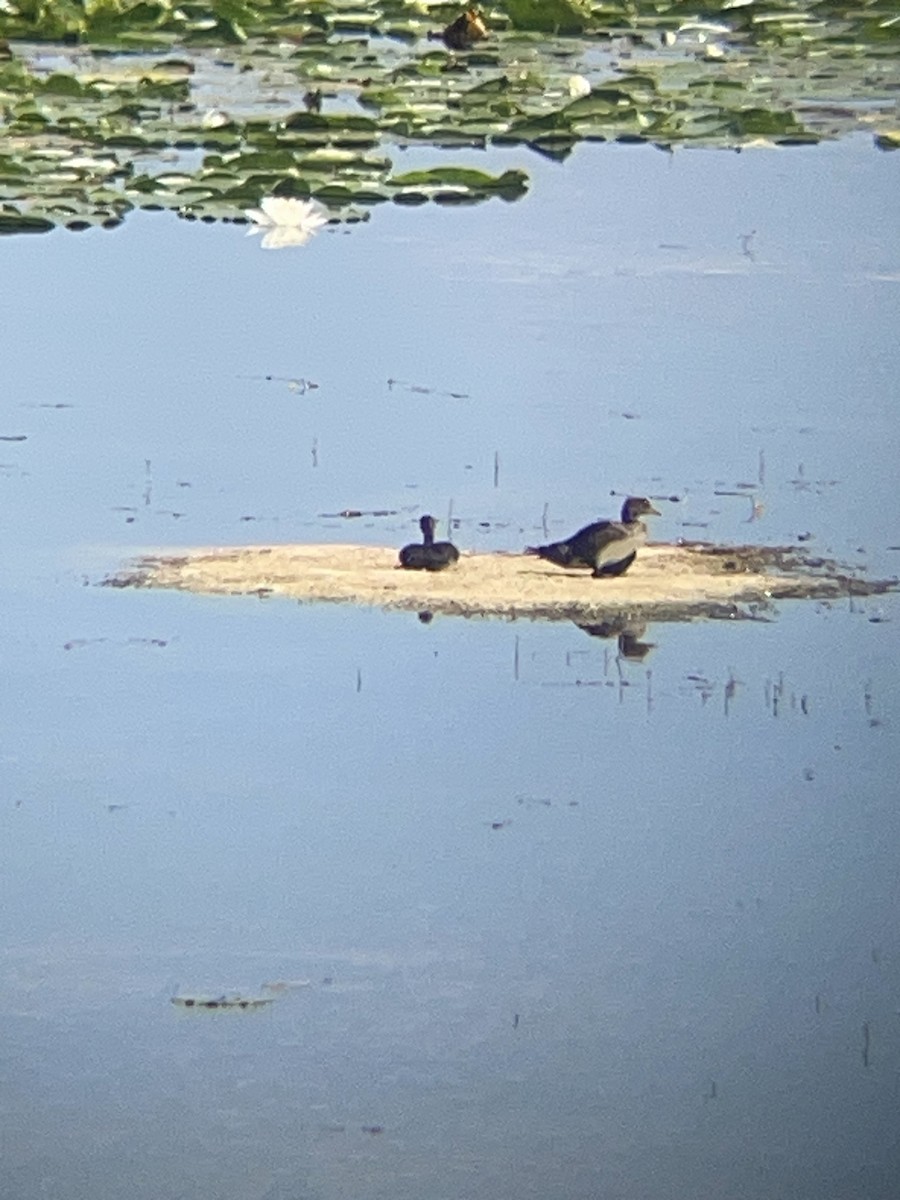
[442,8,488,50]
[525,496,661,578]
[398,514,459,571]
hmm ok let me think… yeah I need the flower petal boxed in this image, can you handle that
[244,207,271,227]
[260,226,315,250]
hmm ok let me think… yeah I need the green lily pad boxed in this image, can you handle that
[0,210,56,234]
[505,0,592,35]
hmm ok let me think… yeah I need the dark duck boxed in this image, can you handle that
[399,514,459,571]
[526,496,661,578]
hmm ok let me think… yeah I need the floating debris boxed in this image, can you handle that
[319,508,398,519]
[63,636,168,651]
[387,378,469,400]
[171,992,276,1011]
[260,979,312,993]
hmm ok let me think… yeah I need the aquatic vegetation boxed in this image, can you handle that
[171,992,276,1010]
[0,3,896,237]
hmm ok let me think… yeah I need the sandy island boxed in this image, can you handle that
[105,541,896,624]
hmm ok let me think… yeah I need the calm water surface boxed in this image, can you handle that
[1,138,899,1200]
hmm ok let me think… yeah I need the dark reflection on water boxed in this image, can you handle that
[1,139,899,1200]
[575,618,656,661]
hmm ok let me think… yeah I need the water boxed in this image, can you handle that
[1,137,899,1200]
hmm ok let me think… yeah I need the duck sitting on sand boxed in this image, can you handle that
[399,514,460,571]
[525,496,661,578]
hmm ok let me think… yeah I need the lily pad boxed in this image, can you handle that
[389,166,528,197]
[505,0,592,36]
[0,211,55,235]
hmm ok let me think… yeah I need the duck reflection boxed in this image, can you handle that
[575,619,656,661]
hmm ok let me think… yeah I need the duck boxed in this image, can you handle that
[525,496,661,578]
[399,514,460,571]
[442,8,488,50]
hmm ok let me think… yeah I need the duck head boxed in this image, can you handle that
[621,496,661,521]
[419,514,437,540]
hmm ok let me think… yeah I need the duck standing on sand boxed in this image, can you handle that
[399,514,460,571]
[525,496,661,578]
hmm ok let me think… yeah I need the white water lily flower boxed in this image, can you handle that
[244,196,329,250]
[568,74,591,99]
[201,108,229,129]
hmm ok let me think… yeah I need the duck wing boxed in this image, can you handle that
[567,518,625,564]
[432,541,460,568]
[527,519,613,568]
[399,544,429,569]
[525,539,583,568]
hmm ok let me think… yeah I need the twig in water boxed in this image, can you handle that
[493,451,500,489]
[386,378,469,400]
[240,374,319,394]
[724,672,738,717]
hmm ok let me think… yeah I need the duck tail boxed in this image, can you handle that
[524,545,542,556]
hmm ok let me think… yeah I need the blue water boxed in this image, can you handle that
[1,136,899,1200]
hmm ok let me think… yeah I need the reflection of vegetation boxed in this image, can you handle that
[0,2,896,236]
